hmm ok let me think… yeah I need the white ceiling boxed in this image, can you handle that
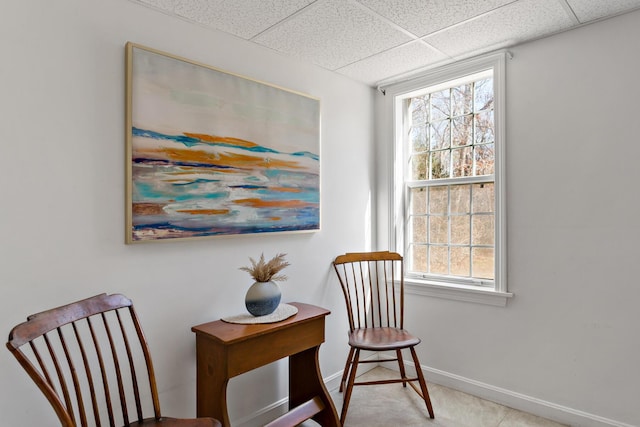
[134,0,640,87]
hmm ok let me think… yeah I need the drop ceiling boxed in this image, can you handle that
[133,0,640,87]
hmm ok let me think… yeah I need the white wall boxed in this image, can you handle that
[0,1,374,425]
[3,2,639,427]
[376,9,640,427]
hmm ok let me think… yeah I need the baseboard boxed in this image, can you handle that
[323,351,380,392]
[235,354,379,427]
[236,354,634,427]
[378,359,635,427]
[234,396,290,427]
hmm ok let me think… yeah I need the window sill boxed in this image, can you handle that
[405,279,513,306]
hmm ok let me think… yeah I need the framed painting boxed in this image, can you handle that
[125,43,320,243]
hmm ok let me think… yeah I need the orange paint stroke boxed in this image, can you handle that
[132,203,166,215]
[155,147,304,170]
[271,187,302,193]
[233,198,311,208]
[170,168,241,175]
[176,208,230,215]
[184,133,259,149]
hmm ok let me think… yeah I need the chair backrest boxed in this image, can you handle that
[6,293,162,427]
[333,251,405,332]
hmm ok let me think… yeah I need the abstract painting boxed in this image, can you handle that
[125,43,320,243]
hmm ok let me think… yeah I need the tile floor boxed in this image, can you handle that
[307,367,568,427]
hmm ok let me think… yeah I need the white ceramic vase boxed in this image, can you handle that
[245,281,281,316]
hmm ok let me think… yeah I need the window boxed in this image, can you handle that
[387,52,510,305]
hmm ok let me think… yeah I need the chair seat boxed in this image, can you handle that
[128,417,222,427]
[348,327,421,351]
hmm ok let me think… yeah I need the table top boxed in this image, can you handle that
[191,302,330,345]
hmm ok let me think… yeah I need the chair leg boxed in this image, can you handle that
[341,348,360,425]
[410,347,434,419]
[396,349,408,387]
[340,347,355,393]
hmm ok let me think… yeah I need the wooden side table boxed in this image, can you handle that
[191,302,340,427]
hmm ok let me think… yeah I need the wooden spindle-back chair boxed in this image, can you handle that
[6,293,221,427]
[333,251,434,424]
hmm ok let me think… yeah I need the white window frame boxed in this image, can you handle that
[385,51,512,306]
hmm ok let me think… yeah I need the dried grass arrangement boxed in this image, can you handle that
[240,253,290,283]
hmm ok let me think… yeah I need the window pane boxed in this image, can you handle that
[452,146,473,177]
[429,216,448,244]
[452,83,473,116]
[410,153,428,180]
[429,246,449,274]
[410,125,428,153]
[475,143,494,176]
[429,186,448,214]
[472,183,494,213]
[451,247,471,276]
[430,150,450,179]
[409,96,428,124]
[450,184,470,213]
[474,78,493,112]
[399,67,499,288]
[472,247,494,279]
[452,115,473,147]
[472,215,494,245]
[475,110,494,144]
[431,89,450,120]
[430,119,451,150]
[411,244,427,273]
[410,187,427,215]
[451,215,470,244]
[411,216,427,243]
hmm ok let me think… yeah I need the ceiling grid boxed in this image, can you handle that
[133,0,640,86]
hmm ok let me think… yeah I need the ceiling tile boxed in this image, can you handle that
[424,0,574,59]
[131,0,640,87]
[173,0,315,39]
[173,0,210,26]
[356,0,516,37]
[566,0,640,23]
[337,41,449,85]
[253,0,412,70]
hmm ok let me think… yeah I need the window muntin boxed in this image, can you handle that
[407,75,494,182]
[402,71,496,286]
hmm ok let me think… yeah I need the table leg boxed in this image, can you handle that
[195,336,231,427]
[289,346,340,427]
